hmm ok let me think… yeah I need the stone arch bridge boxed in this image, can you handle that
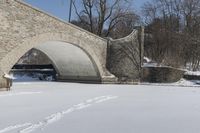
[0,0,143,88]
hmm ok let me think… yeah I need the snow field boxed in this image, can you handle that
[0,94,118,133]
[0,82,200,133]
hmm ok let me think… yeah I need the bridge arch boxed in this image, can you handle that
[0,33,104,83]
[35,41,101,82]
[0,0,117,88]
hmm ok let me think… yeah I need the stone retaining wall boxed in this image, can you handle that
[142,67,185,83]
[107,27,144,82]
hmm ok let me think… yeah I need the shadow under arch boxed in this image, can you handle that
[35,41,102,83]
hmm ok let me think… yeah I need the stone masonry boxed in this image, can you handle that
[0,0,117,88]
[107,28,144,82]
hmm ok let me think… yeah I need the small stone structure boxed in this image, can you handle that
[3,73,13,90]
[142,66,185,83]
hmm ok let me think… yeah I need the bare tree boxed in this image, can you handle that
[69,0,73,22]
[142,0,200,70]
[108,11,140,38]
[72,0,136,37]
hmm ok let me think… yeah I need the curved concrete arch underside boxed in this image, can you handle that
[35,41,101,82]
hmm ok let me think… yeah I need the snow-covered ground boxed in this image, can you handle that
[1,82,200,133]
[142,78,200,87]
[185,70,200,76]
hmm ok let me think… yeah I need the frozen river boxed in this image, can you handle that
[0,82,200,133]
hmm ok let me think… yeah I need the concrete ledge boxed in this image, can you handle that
[101,75,118,84]
[0,88,8,91]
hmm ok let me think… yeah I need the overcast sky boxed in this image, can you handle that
[24,0,151,21]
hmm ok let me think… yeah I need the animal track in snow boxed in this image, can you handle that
[0,95,118,133]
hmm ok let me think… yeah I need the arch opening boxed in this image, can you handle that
[11,48,58,82]
[10,41,101,83]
